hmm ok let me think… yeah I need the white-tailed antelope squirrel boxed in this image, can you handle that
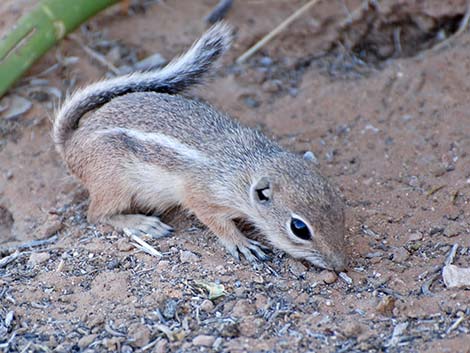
[54,23,348,271]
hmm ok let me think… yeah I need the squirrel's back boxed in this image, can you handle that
[73,91,283,170]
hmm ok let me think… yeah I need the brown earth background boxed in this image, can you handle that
[1,0,470,352]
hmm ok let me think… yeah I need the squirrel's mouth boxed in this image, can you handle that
[305,255,332,271]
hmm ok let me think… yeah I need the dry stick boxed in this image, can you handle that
[205,0,233,24]
[123,228,163,257]
[447,313,466,334]
[0,251,20,268]
[236,0,321,64]
[445,243,459,266]
[0,235,58,254]
[68,34,121,75]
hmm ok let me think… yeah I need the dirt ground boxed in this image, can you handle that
[1,0,470,352]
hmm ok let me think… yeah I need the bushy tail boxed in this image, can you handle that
[53,22,232,156]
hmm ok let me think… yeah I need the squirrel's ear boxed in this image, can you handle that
[250,176,272,204]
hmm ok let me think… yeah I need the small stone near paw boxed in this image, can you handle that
[117,238,133,252]
[180,250,199,263]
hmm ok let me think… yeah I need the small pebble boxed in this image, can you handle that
[288,258,307,277]
[121,345,133,353]
[128,323,150,348]
[429,226,444,236]
[408,176,419,187]
[156,260,170,271]
[28,252,51,267]
[103,337,124,351]
[288,87,299,97]
[261,80,281,93]
[376,296,395,316]
[253,275,264,284]
[232,299,255,317]
[162,298,178,320]
[243,96,260,108]
[5,311,14,327]
[443,264,470,288]
[78,334,97,349]
[254,294,268,310]
[365,251,383,259]
[407,232,423,242]
[179,250,199,263]
[342,321,363,338]
[259,56,273,66]
[234,286,245,297]
[153,339,168,353]
[117,238,133,251]
[391,247,410,262]
[40,217,64,239]
[443,223,461,238]
[303,151,319,165]
[200,299,214,312]
[432,165,447,177]
[192,335,215,347]
[239,317,264,337]
[319,270,338,284]
[106,259,120,270]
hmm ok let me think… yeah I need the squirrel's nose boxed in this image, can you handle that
[330,254,348,273]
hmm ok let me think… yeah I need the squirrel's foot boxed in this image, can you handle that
[188,205,271,264]
[223,238,270,264]
[106,214,174,238]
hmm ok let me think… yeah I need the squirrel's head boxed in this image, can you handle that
[247,152,348,272]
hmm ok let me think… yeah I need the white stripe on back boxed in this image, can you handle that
[96,128,208,162]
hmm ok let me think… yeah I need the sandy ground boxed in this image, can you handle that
[1,0,470,352]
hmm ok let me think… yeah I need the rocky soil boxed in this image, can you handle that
[1,0,470,352]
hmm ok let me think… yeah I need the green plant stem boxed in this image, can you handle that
[0,0,120,98]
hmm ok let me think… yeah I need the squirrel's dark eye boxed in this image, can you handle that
[290,218,312,240]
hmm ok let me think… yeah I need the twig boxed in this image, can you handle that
[154,323,174,341]
[427,184,446,196]
[0,235,58,254]
[339,271,353,285]
[432,0,470,52]
[236,0,321,64]
[445,244,459,266]
[104,323,126,337]
[446,312,465,334]
[0,332,16,350]
[205,0,233,24]
[68,34,121,75]
[123,228,163,257]
[139,338,160,352]
[0,251,20,268]
[421,267,441,296]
